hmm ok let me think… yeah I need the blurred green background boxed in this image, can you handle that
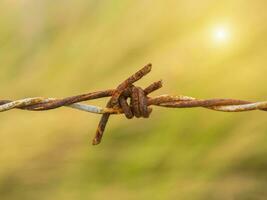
[1,0,267,199]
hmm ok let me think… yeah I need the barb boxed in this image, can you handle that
[1,63,266,145]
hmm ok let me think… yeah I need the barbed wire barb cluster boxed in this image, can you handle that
[1,63,267,145]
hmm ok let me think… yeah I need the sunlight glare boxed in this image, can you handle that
[212,25,230,44]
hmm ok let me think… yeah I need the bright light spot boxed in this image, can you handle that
[212,26,230,44]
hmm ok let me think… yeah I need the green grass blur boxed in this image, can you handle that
[1,1,267,199]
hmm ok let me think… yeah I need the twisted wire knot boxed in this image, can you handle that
[117,85,152,119]
[92,63,163,145]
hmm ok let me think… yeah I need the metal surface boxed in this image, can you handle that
[1,64,266,145]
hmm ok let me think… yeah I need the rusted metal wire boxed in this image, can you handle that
[1,63,266,145]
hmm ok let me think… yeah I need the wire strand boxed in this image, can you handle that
[1,63,265,145]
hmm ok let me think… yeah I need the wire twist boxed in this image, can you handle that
[1,63,267,145]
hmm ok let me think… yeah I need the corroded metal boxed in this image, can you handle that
[1,63,267,145]
[92,63,153,145]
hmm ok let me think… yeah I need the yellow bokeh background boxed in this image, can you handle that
[0,1,267,199]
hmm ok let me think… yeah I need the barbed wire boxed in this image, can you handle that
[1,63,267,145]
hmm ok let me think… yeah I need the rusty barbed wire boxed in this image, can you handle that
[1,63,267,145]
